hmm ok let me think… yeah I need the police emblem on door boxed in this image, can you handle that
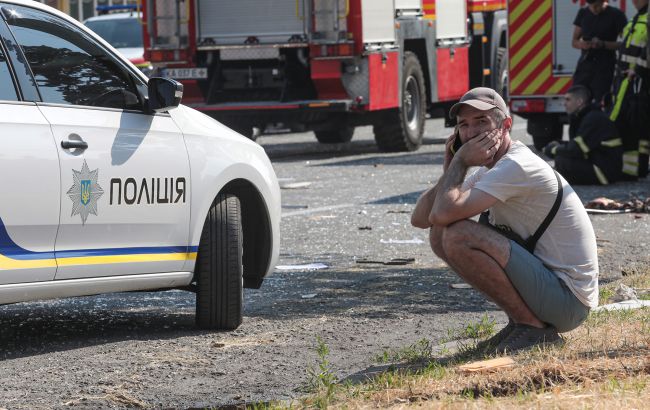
[67,160,104,225]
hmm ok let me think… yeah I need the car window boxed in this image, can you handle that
[85,17,142,49]
[0,44,18,101]
[3,5,142,110]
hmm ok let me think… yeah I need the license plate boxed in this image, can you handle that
[161,67,208,80]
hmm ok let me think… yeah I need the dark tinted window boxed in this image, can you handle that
[0,45,18,101]
[85,17,143,49]
[3,5,141,109]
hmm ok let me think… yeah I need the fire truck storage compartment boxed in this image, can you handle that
[196,0,306,45]
[437,47,469,101]
[360,0,396,43]
[368,51,400,110]
[395,0,423,12]
[436,0,468,40]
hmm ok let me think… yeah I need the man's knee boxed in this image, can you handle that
[440,220,475,258]
[429,226,445,258]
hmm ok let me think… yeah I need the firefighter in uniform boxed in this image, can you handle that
[543,85,622,185]
[572,0,627,104]
[609,0,649,180]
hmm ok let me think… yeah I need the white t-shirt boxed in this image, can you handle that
[462,141,599,308]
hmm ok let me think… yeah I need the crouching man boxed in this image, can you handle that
[411,88,598,353]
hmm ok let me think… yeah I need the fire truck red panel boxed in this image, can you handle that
[311,59,349,100]
[368,52,399,111]
[179,80,205,104]
[436,47,469,102]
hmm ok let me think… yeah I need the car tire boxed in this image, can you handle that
[373,51,426,152]
[195,193,243,330]
[314,126,354,144]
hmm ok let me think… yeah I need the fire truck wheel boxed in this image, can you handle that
[527,115,563,151]
[373,52,426,152]
[195,193,243,330]
[314,126,355,144]
[495,47,508,98]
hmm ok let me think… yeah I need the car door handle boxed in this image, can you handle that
[61,140,88,150]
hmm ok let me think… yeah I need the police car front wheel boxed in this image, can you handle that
[195,193,244,330]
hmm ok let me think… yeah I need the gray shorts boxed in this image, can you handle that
[504,240,590,333]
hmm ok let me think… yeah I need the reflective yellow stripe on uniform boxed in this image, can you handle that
[640,140,650,155]
[601,138,622,147]
[623,151,639,176]
[621,54,638,65]
[610,77,629,121]
[592,165,609,185]
[574,136,590,158]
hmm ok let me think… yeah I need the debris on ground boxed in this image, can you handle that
[584,196,650,213]
[380,238,424,244]
[355,258,415,266]
[358,226,372,230]
[450,283,473,289]
[301,294,318,299]
[612,283,638,302]
[387,210,410,214]
[280,181,312,189]
[458,357,515,373]
[593,300,650,311]
[275,263,329,271]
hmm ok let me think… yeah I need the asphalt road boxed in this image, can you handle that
[0,117,648,409]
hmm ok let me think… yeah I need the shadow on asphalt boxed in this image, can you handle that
[0,291,203,361]
[0,264,495,360]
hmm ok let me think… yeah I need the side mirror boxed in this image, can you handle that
[147,77,183,113]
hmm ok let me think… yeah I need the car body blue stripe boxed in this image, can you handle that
[1,216,198,262]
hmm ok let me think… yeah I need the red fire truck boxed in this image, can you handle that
[141,0,507,152]
[508,0,636,150]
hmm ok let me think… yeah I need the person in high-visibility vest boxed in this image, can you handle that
[543,85,622,185]
[609,0,648,180]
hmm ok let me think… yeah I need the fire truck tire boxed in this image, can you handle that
[195,193,243,330]
[314,126,355,144]
[495,47,508,98]
[373,52,425,152]
[527,115,563,151]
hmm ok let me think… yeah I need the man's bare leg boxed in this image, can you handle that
[431,219,545,328]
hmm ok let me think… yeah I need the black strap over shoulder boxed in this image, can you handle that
[525,170,563,252]
[479,170,563,253]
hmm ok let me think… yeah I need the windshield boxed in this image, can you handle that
[85,17,142,49]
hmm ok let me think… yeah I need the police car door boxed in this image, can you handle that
[0,17,59,285]
[2,4,192,279]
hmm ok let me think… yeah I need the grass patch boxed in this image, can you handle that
[292,271,650,409]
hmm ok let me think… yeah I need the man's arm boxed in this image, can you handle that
[429,155,498,226]
[429,128,503,226]
[572,25,589,50]
[411,184,438,229]
[411,133,457,229]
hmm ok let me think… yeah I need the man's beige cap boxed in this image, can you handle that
[449,87,509,119]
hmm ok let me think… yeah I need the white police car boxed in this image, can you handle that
[0,0,280,330]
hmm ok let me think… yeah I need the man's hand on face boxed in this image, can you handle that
[455,128,501,167]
